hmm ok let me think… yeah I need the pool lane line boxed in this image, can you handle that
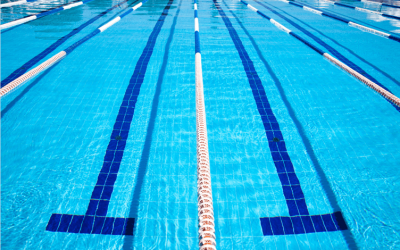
[0,0,138,111]
[213,0,350,237]
[194,2,217,250]
[122,0,183,248]
[321,0,400,20]
[0,0,94,30]
[239,0,400,110]
[263,0,400,42]
[222,0,358,247]
[46,0,175,236]
[1,0,37,8]
[0,0,148,98]
[1,0,138,88]
[251,0,400,112]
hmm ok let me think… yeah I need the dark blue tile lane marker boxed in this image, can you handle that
[46,0,174,236]
[1,0,138,88]
[222,1,357,248]
[212,0,349,236]
[122,0,183,247]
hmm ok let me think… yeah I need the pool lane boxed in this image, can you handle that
[122,1,200,248]
[249,0,400,98]
[1,0,139,88]
[253,0,400,89]
[1,0,38,8]
[259,0,400,40]
[240,0,400,111]
[0,0,78,23]
[215,0,350,238]
[320,0,400,20]
[1,0,132,88]
[2,0,400,249]
[0,0,96,30]
[200,0,400,248]
[1,0,198,248]
[0,0,151,97]
[299,0,400,32]
[45,0,173,236]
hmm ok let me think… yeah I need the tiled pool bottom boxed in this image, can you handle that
[2,0,400,248]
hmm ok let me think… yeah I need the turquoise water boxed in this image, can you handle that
[1,0,400,249]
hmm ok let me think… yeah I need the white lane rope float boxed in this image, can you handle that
[320,0,400,20]
[1,0,94,30]
[194,1,216,250]
[239,0,400,108]
[263,0,400,42]
[1,0,37,8]
[348,21,390,37]
[0,0,147,97]
[359,0,400,9]
[355,7,381,14]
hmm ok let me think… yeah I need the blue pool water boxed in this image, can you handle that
[1,0,400,248]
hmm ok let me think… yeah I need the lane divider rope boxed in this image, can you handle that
[0,0,37,8]
[1,0,94,30]
[0,0,148,97]
[239,0,400,108]
[194,1,216,250]
[348,21,390,37]
[263,0,400,42]
[357,0,400,9]
[322,0,400,20]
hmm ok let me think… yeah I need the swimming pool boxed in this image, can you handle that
[2,0,400,248]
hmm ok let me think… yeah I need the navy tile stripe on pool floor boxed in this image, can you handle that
[213,0,348,235]
[46,0,174,236]
[261,212,347,236]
